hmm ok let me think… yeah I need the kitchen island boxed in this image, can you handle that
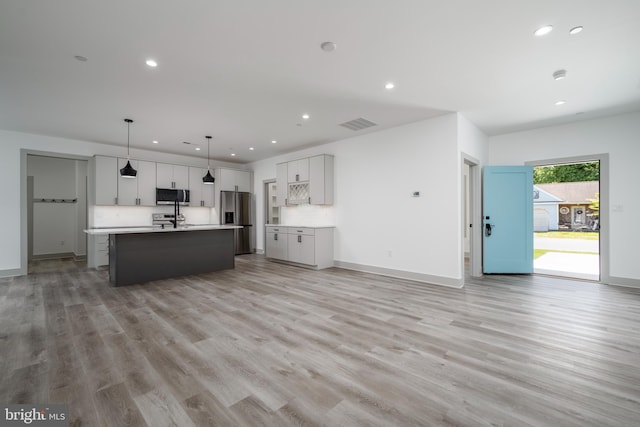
[85,225,241,286]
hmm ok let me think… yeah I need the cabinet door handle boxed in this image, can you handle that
[296,173,299,182]
[298,235,302,243]
[274,233,278,241]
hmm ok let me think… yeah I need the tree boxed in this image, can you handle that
[534,162,599,184]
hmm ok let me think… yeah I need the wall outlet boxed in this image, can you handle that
[60,240,65,246]
[387,250,392,257]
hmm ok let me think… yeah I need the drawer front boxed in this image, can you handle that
[267,227,287,234]
[289,227,315,236]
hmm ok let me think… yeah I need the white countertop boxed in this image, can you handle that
[85,224,242,235]
[264,224,335,229]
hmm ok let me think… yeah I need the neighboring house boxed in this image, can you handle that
[536,181,599,230]
[533,186,563,231]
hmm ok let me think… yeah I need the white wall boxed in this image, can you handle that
[252,113,468,287]
[488,111,640,283]
[0,129,244,275]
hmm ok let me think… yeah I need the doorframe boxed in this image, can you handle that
[263,178,277,225]
[20,149,91,275]
[526,154,609,283]
[461,153,482,280]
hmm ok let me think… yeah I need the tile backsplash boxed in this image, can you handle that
[90,206,218,227]
[281,204,334,226]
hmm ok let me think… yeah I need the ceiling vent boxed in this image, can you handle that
[339,117,377,131]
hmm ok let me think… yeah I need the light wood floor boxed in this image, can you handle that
[2,255,640,426]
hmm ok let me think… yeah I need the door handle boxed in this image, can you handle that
[298,235,302,243]
[274,233,278,241]
[485,223,494,237]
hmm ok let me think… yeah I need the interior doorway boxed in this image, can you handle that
[264,179,280,225]
[26,154,88,273]
[531,159,601,281]
[462,154,481,281]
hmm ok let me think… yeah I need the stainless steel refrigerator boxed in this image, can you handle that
[220,191,253,254]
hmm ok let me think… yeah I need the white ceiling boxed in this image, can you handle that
[1,0,639,163]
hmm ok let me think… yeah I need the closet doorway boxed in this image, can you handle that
[27,154,88,273]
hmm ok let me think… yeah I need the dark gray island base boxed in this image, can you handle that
[108,228,235,286]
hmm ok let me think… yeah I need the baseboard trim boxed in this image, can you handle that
[334,261,463,289]
[0,267,25,279]
[255,249,265,255]
[607,276,640,289]
[32,252,76,260]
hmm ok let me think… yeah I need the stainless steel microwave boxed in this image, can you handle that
[156,188,190,205]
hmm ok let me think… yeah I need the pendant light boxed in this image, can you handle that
[119,118,137,178]
[202,135,215,184]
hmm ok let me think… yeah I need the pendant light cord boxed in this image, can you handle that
[206,135,212,170]
[124,118,133,160]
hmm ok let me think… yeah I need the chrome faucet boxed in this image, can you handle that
[172,199,180,228]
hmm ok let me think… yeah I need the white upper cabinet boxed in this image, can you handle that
[117,158,156,206]
[287,158,309,183]
[157,163,189,189]
[189,167,215,207]
[94,155,118,205]
[309,154,334,205]
[218,168,251,192]
[275,163,288,206]
[276,154,333,206]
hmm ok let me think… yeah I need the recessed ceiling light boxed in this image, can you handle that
[145,59,158,67]
[302,114,310,120]
[534,25,553,36]
[195,147,201,151]
[271,140,277,144]
[231,153,236,157]
[553,69,567,80]
[320,41,337,52]
[385,82,395,90]
[569,26,583,35]
[74,55,88,62]
[555,100,567,106]
[152,140,159,144]
[249,147,254,151]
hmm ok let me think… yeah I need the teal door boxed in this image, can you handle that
[483,166,533,273]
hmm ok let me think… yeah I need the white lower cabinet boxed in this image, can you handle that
[287,229,315,266]
[265,228,288,261]
[88,234,109,268]
[265,226,333,269]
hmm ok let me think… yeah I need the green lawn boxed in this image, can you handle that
[534,231,599,240]
[534,249,600,259]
